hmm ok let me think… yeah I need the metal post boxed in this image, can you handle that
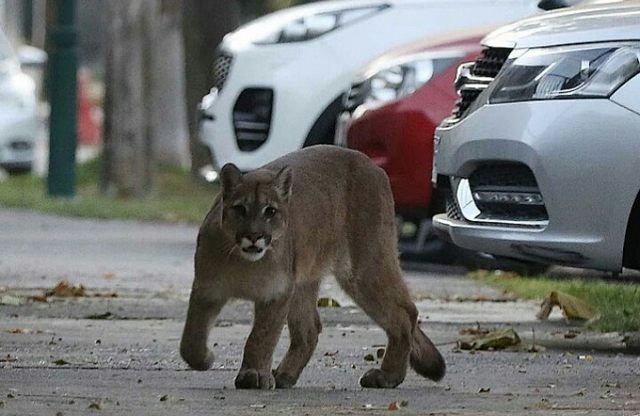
[47,0,77,198]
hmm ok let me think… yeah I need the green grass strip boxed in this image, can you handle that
[470,270,640,333]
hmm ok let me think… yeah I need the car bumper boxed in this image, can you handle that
[198,43,346,172]
[0,111,39,168]
[433,98,640,272]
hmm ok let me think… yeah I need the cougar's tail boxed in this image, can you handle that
[410,326,446,381]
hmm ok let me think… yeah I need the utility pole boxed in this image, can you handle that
[47,0,77,198]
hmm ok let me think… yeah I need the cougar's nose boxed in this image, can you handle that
[246,232,264,244]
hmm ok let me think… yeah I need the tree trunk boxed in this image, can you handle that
[152,0,190,167]
[182,0,240,180]
[102,1,158,198]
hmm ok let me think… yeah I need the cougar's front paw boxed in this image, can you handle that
[235,369,275,390]
[181,347,215,371]
[359,369,403,389]
[272,370,297,389]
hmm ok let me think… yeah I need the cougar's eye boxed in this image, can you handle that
[231,204,247,216]
[264,206,277,219]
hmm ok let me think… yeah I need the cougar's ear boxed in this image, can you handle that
[220,163,242,200]
[274,166,293,201]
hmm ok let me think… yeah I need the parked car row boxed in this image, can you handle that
[199,0,639,275]
[198,0,544,172]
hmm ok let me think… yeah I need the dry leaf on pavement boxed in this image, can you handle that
[458,328,521,351]
[317,297,341,307]
[0,295,24,306]
[537,291,600,323]
[46,280,87,297]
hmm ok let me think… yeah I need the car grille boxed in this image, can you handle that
[468,164,549,223]
[448,47,512,122]
[213,51,233,92]
[233,88,274,152]
[446,194,463,221]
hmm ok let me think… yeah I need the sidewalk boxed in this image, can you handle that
[1,209,639,415]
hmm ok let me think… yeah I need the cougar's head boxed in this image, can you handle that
[219,163,293,262]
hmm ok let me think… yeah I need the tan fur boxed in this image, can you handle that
[180,145,445,389]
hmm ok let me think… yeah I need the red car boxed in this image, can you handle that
[339,29,484,219]
[337,28,545,272]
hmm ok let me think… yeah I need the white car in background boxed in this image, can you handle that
[0,30,40,175]
[198,0,548,173]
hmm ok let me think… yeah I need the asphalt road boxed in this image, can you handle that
[1,209,639,415]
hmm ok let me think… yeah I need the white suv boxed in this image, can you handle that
[198,0,544,173]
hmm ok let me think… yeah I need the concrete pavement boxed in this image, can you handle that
[1,209,639,415]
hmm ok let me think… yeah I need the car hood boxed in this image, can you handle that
[355,26,491,80]
[483,0,640,49]
[224,0,390,49]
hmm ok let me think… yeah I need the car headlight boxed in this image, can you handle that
[490,43,640,104]
[357,56,461,107]
[254,5,388,45]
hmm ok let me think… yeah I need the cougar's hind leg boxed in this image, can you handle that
[335,262,416,389]
[273,282,322,389]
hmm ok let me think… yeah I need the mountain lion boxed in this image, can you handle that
[180,145,445,389]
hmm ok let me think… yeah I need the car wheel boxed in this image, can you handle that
[302,95,343,147]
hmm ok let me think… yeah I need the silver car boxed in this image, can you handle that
[432,1,640,273]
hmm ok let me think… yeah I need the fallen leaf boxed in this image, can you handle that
[28,295,49,303]
[537,291,600,323]
[84,312,114,320]
[458,329,521,351]
[102,273,116,280]
[324,350,339,357]
[0,401,3,408]
[601,390,617,399]
[88,402,101,410]
[47,280,87,297]
[53,359,70,366]
[317,297,340,307]
[0,355,16,363]
[7,328,43,334]
[159,394,169,402]
[570,388,586,396]
[478,387,491,393]
[93,293,117,299]
[459,324,493,336]
[0,295,24,306]
[388,401,398,410]
[56,412,64,416]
